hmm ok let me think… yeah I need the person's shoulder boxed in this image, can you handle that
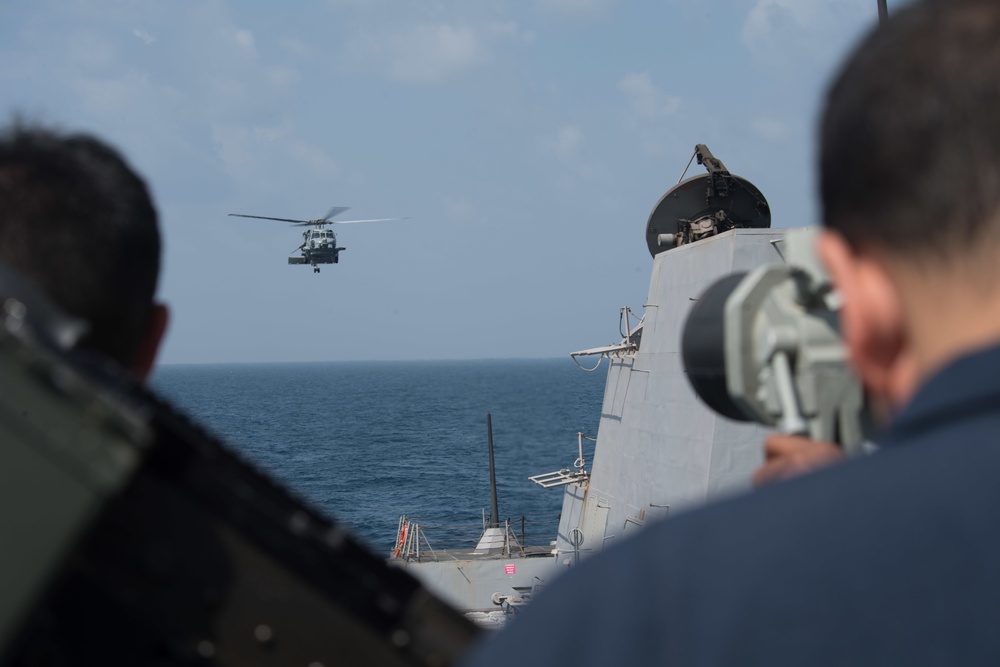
[542,431,995,610]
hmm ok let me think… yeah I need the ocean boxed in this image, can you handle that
[151,358,607,556]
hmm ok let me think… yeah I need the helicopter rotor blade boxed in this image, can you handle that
[330,216,409,225]
[229,213,311,224]
[322,206,350,222]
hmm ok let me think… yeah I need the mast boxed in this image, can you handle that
[487,413,500,528]
[877,0,888,26]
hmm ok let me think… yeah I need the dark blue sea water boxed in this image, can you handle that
[151,358,606,555]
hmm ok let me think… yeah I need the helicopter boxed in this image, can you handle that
[228,207,406,273]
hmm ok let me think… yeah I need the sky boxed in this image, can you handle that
[0,0,905,364]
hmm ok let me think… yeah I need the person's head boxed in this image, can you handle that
[816,0,1000,410]
[0,121,167,380]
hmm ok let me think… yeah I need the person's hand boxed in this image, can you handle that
[752,433,846,487]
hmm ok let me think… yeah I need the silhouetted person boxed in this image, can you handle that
[463,0,1000,663]
[0,121,168,380]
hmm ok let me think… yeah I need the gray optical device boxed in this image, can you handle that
[681,227,868,456]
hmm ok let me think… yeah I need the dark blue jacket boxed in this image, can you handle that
[462,345,1000,666]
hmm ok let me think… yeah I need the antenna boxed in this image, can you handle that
[487,413,500,528]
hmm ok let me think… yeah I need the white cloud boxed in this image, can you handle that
[393,24,481,83]
[211,121,294,178]
[287,140,341,177]
[742,0,816,44]
[752,118,788,140]
[65,30,117,71]
[264,65,301,87]
[277,36,311,59]
[72,77,140,116]
[554,125,582,158]
[539,124,583,161]
[535,0,619,19]
[211,123,256,175]
[235,29,256,52]
[323,0,388,10]
[487,20,535,43]
[336,12,537,84]
[618,72,680,119]
[211,122,340,188]
[741,0,873,68]
[488,20,519,37]
[345,23,486,84]
[442,196,475,222]
[72,73,184,123]
[132,28,155,45]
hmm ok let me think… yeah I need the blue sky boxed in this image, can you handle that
[1,0,902,364]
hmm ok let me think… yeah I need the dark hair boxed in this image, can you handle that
[820,0,1000,261]
[0,122,161,366]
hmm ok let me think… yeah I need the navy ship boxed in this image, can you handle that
[389,0,891,623]
[388,145,790,627]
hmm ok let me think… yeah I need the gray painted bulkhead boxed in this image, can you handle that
[397,228,793,615]
[394,554,557,615]
[554,228,789,560]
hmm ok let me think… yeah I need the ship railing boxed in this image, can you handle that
[530,432,595,489]
[570,306,642,371]
[390,513,559,563]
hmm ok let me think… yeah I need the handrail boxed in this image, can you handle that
[390,513,558,563]
[570,306,643,371]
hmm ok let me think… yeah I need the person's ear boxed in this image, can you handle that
[131,303,169,383]
[817,230,914,409]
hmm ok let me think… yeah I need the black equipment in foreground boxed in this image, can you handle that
[0,262,478,666]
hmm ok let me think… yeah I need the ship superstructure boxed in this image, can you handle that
[389,146,791,625]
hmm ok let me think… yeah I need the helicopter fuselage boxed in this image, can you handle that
[228,206,403,274]
[288,228,345,271]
